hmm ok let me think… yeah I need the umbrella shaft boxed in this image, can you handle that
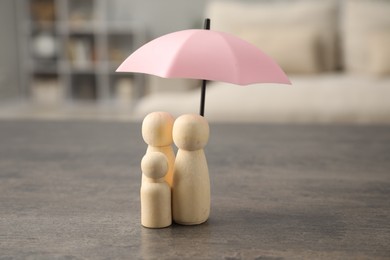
[200,80,207,117]
[200,18,210,117]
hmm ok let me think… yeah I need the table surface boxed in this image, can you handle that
[1,120,389,259]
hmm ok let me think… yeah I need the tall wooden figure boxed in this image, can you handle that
[140,152,172,228]
[172,114,210,225]
[142,112,175,187]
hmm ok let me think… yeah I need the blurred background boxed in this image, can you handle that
[1,0,389,123]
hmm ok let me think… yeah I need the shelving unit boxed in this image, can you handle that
[17,0,146,105]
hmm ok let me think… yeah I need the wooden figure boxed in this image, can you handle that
[172,114,210,225]
[140,152,172,228]
[142,111,175,187]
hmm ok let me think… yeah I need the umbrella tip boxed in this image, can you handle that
[204,18,210,30]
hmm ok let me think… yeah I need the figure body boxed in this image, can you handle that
[142,111,175,187]
[172,114,210,225]
[140,152,172,228]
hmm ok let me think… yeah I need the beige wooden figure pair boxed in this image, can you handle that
[140,111,210,228]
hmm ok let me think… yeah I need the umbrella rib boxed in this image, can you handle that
[217,33,241,85]
[163,34,197,78]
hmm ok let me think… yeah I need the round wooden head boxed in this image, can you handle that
[142,112,174,147]
[173,114,209,151]
[141,152,168,179]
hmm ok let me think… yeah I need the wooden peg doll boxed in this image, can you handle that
[172,114,210,225]
[140,152,172,228]
[142,111,175,187]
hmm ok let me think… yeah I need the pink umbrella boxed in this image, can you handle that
[117,19,291,116]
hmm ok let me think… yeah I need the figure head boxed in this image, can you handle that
[173,114,209,151]
[142,111,174,146]
[141,152,168,179]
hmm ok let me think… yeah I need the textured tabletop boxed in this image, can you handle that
[1,120,389,259]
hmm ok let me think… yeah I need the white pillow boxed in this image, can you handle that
[368,31,390,75]
[240,28,322,74]
[343,0,390,73]
[206,0,339,71]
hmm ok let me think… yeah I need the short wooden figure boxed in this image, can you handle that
[140,152,172,228]
[142,111,175,187]
[172,114,210,225]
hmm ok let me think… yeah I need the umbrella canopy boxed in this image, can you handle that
[117,19,290,116]
[117,29,290,85]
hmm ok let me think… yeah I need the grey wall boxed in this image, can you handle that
[109,0,210,37]
[0,0,19,100]
[0,0,209,101]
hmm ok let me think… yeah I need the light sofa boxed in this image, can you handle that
[133,0,390,124]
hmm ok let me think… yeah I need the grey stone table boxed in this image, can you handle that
[1,120,389,259]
